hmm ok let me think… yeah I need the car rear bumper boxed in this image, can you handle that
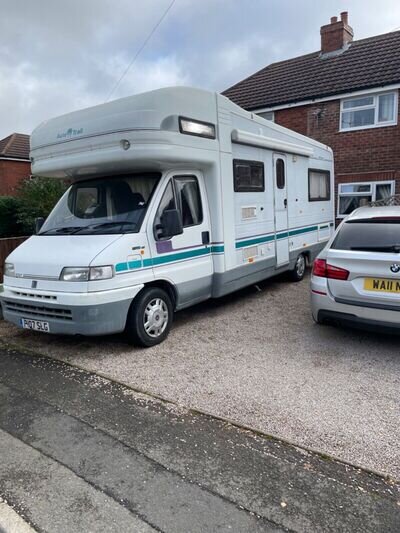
[317,309,400,334]
[311,275,400,333]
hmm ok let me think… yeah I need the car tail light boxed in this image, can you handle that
[312,259,349,281]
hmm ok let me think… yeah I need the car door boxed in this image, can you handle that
[273,154,289,266]
[148,171,213,308]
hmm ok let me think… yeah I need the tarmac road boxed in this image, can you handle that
[0,348,398,533]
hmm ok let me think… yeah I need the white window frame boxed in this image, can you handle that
[340,91,398,132]
[337,180,395,218]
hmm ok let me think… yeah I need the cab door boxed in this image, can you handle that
[148,171,213,308]
[273,154,289,266]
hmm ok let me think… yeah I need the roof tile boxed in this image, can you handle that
[0,133,30,160]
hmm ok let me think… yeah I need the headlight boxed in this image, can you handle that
[60,267,89,282]
[89,265,113,280]
[59,266,114,281]
[4,263,15,277]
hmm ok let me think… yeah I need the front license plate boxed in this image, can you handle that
[20,318,50,332]
[364,278,400,294]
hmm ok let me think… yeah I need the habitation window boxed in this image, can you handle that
[233,160,265,192]
[308,169,330,201]
[337,181,395,217]
[275,158,285,189]
[340,92,397,131]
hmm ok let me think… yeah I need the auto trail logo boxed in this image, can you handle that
[390,264,400,273]
[57,127,83,139]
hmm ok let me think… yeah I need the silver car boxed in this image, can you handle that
[311,206,400,333]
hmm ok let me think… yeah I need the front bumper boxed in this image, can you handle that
[0,285,143,336]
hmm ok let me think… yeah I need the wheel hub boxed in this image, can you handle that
[144,298,169,338]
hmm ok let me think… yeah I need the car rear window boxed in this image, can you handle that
[332,218,400,253]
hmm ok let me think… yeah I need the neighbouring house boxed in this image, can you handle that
[223,12,400,223]
[0,133,30,196]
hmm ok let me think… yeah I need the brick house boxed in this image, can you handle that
[0,133,31,196]
[223,12,400,223]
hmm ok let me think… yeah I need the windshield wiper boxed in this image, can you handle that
[39,226,84,235]
[74,221,137,234]
[350,245,400,253]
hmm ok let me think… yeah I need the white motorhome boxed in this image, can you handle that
[1,87,334,346]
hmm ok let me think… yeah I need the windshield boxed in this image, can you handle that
[40,173,161,235]
[332,218,400,253]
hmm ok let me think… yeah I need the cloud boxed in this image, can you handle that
[1,0,400,138]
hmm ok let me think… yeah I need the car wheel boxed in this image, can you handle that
[126,287,173,347]
[290,253,306,282]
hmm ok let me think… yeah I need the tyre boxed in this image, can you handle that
[290,253,306,282]
[125,287,173,347]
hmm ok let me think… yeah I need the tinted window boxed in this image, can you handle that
[308,170,330,201]
[332,219,400,252]
[233,160,264,192]
[276,158,285,189]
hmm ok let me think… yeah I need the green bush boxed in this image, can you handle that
[16,177,67,235]
[0,196,23,237]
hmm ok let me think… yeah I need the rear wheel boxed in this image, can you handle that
[290,253,306,282]
[126,287,173,347]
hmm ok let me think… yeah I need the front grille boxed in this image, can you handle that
[4,300,73,321]
[10,290,57,301]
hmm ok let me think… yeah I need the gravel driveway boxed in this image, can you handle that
[1,272,399,480]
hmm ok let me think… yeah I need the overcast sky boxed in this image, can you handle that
[1,0,399,139]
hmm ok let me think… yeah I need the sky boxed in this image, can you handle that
[1,0,400,139]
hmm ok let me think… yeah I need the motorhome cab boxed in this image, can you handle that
[1,87,334,346]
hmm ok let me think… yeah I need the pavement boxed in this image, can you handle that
[1,272,399,480]
[0,347,399,533]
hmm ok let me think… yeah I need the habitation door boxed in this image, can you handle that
[273,154,289,266]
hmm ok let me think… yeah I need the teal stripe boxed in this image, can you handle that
[288,225,318,237]
[115,245,225,272]
[236,234,275,249]
[236,224,320,249]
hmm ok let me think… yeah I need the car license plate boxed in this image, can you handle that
[364,278,400,294]
[20,318,50,332]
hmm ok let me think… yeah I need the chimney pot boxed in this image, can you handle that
[330,16,338,23]
[341,11,348,24]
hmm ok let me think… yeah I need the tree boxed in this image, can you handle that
[16,177,67,235]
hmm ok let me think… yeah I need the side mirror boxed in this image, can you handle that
[35,217,45,234]
[160,209,183,238]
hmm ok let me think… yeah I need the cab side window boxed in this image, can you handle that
[154,176,203,240]
[174,176,203,227]
[154,180,176,240]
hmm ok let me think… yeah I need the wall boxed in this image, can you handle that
[0,160,31,196]
[274,90,400,221]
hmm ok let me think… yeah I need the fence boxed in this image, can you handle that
[370,194,400,207]
[0,237,28,282]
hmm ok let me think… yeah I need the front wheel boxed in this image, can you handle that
[125,287,173,347]
[290,253,306,282]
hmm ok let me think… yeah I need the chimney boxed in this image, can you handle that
[320,12,354,54]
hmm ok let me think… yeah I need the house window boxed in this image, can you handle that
[337,181,395,217]
[340,92,397,131]
[233,160,265,192]
[308,169,330,201]
[258,111,275,122]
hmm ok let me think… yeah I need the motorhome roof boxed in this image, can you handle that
[30,86,329,153]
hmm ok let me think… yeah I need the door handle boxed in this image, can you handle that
[202,231,210,245]
[284,198,288,208]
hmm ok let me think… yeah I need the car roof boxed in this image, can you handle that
[347,206,400,221]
